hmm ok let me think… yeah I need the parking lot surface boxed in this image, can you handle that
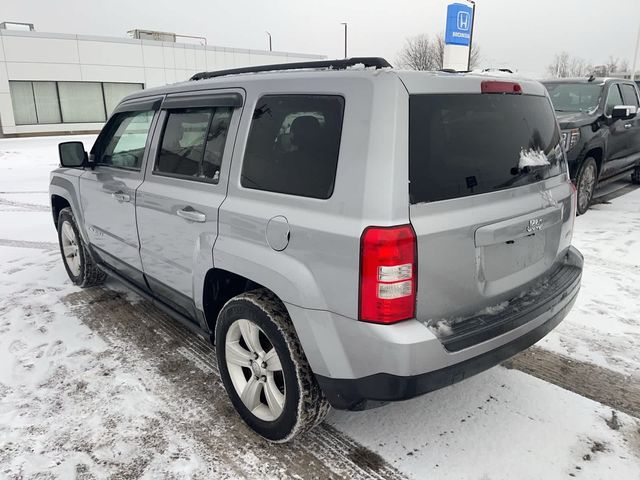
[1,136,639,479]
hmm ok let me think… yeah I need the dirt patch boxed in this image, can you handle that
[503,347,640,418]
[347,446,386,472]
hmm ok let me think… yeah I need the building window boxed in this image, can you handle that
[8,80,143,126]
[58,82,106,123]
[103,82,144,115]
[9,81,38,125]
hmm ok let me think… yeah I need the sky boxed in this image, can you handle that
[3,0,640,78]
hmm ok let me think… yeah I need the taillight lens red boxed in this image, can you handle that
[359,224,417,324]
[481,80,522,94]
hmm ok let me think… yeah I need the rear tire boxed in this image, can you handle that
[215,288,329,442]
[575,158,597,215]
[632,166,640,185]
[57,207,106,287]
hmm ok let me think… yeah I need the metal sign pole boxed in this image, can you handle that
[632,24,640,80]
[466,1,476,71]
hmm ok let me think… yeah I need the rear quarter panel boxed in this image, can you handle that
[215,71,410,318]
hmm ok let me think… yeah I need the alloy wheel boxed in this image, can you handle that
[578,163,596,212]
[225,319,286,421]
[61,220,81,277]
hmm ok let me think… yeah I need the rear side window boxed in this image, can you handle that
[155,107,233,183]
[241,95,344,199]
[409,94,564,204]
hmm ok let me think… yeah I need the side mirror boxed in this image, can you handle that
[58,141,87,168]
[611,105,638,120]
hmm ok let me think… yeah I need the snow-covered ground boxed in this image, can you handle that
[1,135,639,479]
[540,185,640,378]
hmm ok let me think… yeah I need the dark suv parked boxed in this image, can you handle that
[543,78,640,214]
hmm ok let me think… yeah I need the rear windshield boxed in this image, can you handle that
[409,94,564,204]
[544,83,603,112]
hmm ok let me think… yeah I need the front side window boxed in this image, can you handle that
[606,84,624,115]
[155,107,232,183]
[241,95,344,199]
[95,110,154,169]
[620,84,639,107]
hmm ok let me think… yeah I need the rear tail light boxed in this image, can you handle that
[481,80,522,94]
[359,224,417,324]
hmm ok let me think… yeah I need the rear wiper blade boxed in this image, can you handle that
[510,164,548,175]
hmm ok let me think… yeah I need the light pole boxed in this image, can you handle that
[466,0,476,71]
[340,22,348,58]
[632,24,640,80]
[266,31,272,52]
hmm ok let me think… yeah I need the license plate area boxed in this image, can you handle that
[481,233,545,281]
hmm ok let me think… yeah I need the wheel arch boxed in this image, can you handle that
[202,268,266,337]
[51,194,71,228]
[584,147,603,176]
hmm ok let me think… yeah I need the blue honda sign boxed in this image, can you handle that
[444,3,473,46]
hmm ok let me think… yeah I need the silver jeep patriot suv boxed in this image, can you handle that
[50,57,583,442]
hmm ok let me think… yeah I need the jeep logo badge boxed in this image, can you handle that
[526,218,544,233]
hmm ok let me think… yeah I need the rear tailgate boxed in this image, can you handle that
[405,76,575,334]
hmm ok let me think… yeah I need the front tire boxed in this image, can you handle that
[632,166,640,185]
[57,207,106,287]
[215,289,329,442]
[575,158,598,215]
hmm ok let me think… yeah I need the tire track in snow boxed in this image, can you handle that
[0,238,58,250]
[504,346,640,418]
[66,287,407,480]
[0,198,50,212]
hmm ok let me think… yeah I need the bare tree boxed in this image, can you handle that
[396,34,439,71]
[619,59,630,73]
[469,41,481,70]
[547,52,592,78]
[605,56,620,75]
[568,56,592,77]
[547,52,629,78]
[547,52,571,77]
[397,32,481,71]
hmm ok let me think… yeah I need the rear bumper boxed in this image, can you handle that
[311,246,582,411]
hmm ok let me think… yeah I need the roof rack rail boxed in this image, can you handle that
[190,57,392,81]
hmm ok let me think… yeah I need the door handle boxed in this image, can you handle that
[624,123,633,129]
[177,206,206,223]
[112,191,131,202]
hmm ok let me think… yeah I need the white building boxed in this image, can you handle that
[0,27,324,136]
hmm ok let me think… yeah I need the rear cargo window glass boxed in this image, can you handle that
[241,95,344,199]
[409,94,564,204]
